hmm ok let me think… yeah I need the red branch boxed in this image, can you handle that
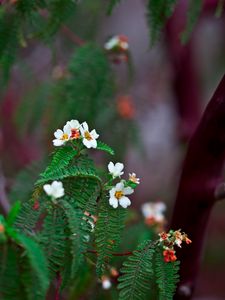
[170,74,225,299]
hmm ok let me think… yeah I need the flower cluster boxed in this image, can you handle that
[104,35,129,64]
[141,201,166,227]
[101,268,119,290]
[53,120,99,149]
[158,229,192,263]
[104,35,129,52]
[108,162,140,209]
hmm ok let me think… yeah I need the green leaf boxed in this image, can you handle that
[155,249,180,300]
[107,0,121,15]
[118,240,155,300]
[95,195,126,277]
[17,233,50,300]
[97,141,114,155]
[6,202,21,227]
[181,0,203,43]
[59,200,90,281]
[36,165,101,186]
[147,0,177,45]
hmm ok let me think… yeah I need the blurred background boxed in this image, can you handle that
[0,0,225,298]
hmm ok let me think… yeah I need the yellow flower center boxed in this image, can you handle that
[84,131,92,141]
[61,133,69,141]
[115,191,124,199]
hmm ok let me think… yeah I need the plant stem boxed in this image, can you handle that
[55,273,62,300]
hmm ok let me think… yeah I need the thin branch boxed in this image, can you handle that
[61,25,85,46]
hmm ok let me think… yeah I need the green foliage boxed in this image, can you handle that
[40,206,67,278]
[0,0,77,82]
[59,200,90,281]
[42,145,78,177]
[181,0,203,43]
[17,234,50,300]
[95,196,127,277]
[118,240,155,300]
[50,43,115,131]
[155,249,180,299]
[37,163,101,185]
[42,0,76,39]
[107,0,121,15]
[0,208,49,300]
[0,11,20,82]
[97,141,115,155]
[147,0,178,44]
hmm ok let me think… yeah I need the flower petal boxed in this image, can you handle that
[68,119,80,129]
[83,138,92,148]
[63,123,71,136]
[115,162,124,173]
[53,139,65,147]
[119,196,131,208]
[123,187,134,195]
[90,129,99,139]
[90,139,97,148]
[109,197,118,208]
[82,122,89,131]
[54,129,63,139]
[108,162,115,173]
[43,184,53,196]
[115,181,124,191]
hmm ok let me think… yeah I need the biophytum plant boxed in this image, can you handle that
[0,119,191,300]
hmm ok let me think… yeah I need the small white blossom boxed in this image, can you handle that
[43,181,65,199]
[80,122,99,149]
[104,35,129,51]
[108,162,124,178]
[141,202,166,222]
[66,119,80,139]
[109,181,133,209]
[129,173,140,184]
[53,124,71,146]
[102,276,112,290]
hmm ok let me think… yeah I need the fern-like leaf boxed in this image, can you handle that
[41,145,78,176]
[155,249,180,300]
[107,0,121,15]
[95,196,126,277]
[181,0,203,43]
[97,141,114,155]
[36,164,101,185]
[118,240,155,300]
[147,0,177,44]
[59,200,90,281]
[17,233,50,300]
[40,207,67,278]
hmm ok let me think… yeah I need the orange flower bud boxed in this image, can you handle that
[0,224,5,233]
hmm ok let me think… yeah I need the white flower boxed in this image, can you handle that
[104,35,129,51]
[109,181,133,209]
[102,276,112,290]
[43,181,65,199]
[53,123,71,146]
[108,162,124,178]
[80,122,99,149]
[129,173,140,184]
[141,202,166,222]
[65,119,80,139]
